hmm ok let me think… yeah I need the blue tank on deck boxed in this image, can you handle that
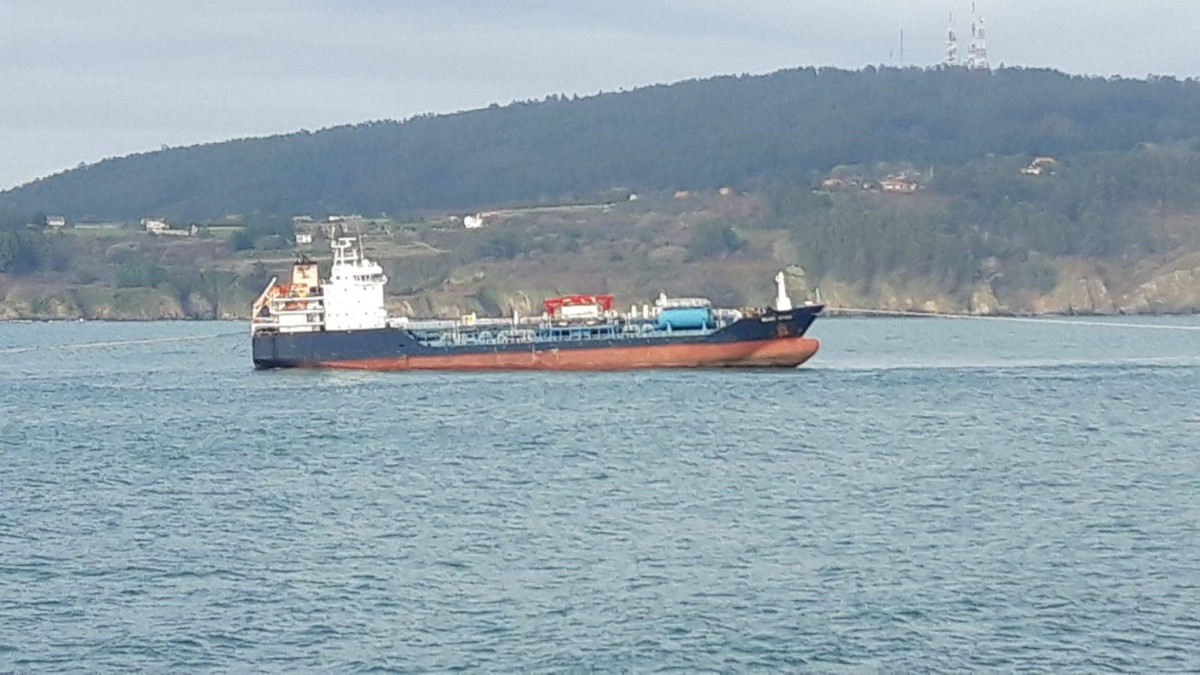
[656,307,715,330]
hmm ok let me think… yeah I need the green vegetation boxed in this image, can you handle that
[476,228,524,260]
[227,215,295,251]
[8,67,1200,220]
[473,286,505,315]
[0,212,282,319]
[111,258,167,288]
[0,228,45,274]
[755,144,1200,290]
[3,67,1200,318]
[687,221,745,260]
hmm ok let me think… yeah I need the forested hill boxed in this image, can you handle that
[6,66,1200,220]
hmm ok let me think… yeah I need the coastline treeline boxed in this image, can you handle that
[6,67,1200,221]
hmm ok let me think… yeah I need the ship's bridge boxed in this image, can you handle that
[251,237,389,335]
[323,237,388,331]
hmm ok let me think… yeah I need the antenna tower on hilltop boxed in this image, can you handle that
[944,12,959,66]
[966,3,990,71]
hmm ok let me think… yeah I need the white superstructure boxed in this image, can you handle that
[251,237,389,335]
[322,238,388,331]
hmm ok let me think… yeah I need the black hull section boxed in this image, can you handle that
[252,305,821,369]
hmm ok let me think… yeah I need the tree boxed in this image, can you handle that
[476,228,524,260]
[0,229,43,274]
[687,222,744,260]
[111,258,165,288]
[228,229,255,252]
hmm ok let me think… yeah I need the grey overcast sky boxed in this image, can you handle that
[2,1,1199,190]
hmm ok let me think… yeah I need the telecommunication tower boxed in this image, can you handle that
[965,3,990,71]
[970,16,990,70]
[944,13,959,67]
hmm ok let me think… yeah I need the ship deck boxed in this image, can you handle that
[403,318,723,349]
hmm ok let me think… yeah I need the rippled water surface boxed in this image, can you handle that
[2,317,1199,671]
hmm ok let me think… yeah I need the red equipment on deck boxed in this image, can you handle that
[542,295,614,316]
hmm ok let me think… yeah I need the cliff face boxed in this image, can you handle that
[6,263,1200,321]
[1119,259,1200,313]
[1030,277,1118,315]
[1023,255,1200,315]
[3,244,1199,321]
[0,284,250,321]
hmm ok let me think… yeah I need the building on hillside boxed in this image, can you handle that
[292,215,314,225]
[818,176,870,192]
[673,190,691,199]
[141,217,191,236]
[1021,156,1058,176]
[718,186,733,196]
[296,232,314,245]
[46,215,66,229]
[463,211,502,229]
[141,218,170,233]
[879,176,922,194]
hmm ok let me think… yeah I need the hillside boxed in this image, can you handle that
[5,67,1200,221]
[2,66,1200,318]
[3,144,1200,320]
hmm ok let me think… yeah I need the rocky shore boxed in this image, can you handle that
[3,252,1199,321]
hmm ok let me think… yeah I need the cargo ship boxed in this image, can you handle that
[250,237,822,370]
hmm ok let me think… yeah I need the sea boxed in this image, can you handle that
[2,316,1198,672]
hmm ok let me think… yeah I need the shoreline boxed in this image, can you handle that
[2,309,1198,324]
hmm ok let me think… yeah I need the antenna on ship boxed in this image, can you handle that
[349,217,366,263]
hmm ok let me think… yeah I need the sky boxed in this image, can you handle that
[3,0,1200,190]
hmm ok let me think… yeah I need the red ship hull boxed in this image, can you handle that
[311,336,820,371]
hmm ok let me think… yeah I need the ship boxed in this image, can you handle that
[250,237,822,370]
